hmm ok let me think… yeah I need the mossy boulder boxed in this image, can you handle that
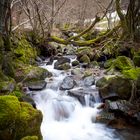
[0,79,16,94]
[105,56,134,75]
[122,68,140,80]
[96,75,132,100]
[13,38,37,64]
[76,47,93,60]
[104,59,114,69]
[15,64,52,82]
[72,60,79,66]
[112,56,134,70]
[0,95,42,140]
[133,56,140,67]
[56,63,71,70]
[21,136,38,140]
[79,54,90,64]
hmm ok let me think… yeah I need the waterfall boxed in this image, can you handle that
[32,56,120,140]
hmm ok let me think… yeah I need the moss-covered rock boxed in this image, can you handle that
[133,56,140,67]
[113,56,134,70]
[16,102,42,140]
[76,47,93,60]
[122,68,140,80]
[0,95,42,140]
[21,136,38,140]
[57,63,71,70]
[72,60,79,66]
[13,38,37,64]
[105,56,134,75]
[15,64,52,82]
[0,79,16,94]
[104,59,114,69]
[79,54,90,64]
[96,75,132,100]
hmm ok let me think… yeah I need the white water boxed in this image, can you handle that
[33,57,120,140]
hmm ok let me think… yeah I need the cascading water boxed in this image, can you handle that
[33,56,120,140]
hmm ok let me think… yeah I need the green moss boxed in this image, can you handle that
[21,136,38,140]
[114,56,134,70]
[72,60,79,66]
[122,68,140,80]
[79,54,90,63]
[76,47,93,60]
[10,90,23,98]
[133,56,140,67]
[57,63,71,70]
[106,56,134,74]
[0,79,16,93]
[13,38,37,64]
[0,96,21,129]
[104,59,115,69]
[16,102,42,140]
[0,95,42,140]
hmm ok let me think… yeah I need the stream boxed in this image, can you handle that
[32,56,121,140]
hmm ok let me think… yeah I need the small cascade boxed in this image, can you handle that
[33,56,120,140]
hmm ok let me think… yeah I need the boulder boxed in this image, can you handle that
[0,95,42,140]
[96,75,132,100]
[72,60,79,66]
[56,63,71,70]
[60,76,75,90]
[71,68,84,75]
[15,65,52,82]
[83,75,95,86]
[68,88,96,106]
[54,57,71,70]
[25,80,47,91]
[79,54,90,64]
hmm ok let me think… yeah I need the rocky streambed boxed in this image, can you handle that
[25,55,140,140]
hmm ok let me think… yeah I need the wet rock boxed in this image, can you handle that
[57,63,71,70]
[35,56,43,63]
[105,100,134,113]
[72,60,79,66]
[68,88,96,106]
[25,80,47,91]
[79,54,90,64]
[71,68,84,75]
[96,75,132,100]
[20,95,36,108]
[60,76,75,90]
[54,57,71,70]
[96,110,115,124]
[83,75,95,86]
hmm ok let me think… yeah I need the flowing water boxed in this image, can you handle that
[33,57,120,140]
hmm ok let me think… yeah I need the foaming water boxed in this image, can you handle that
[33,57,120,140]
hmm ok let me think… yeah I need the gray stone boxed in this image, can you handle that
[26,80,47,91]
[60,76,75,90]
